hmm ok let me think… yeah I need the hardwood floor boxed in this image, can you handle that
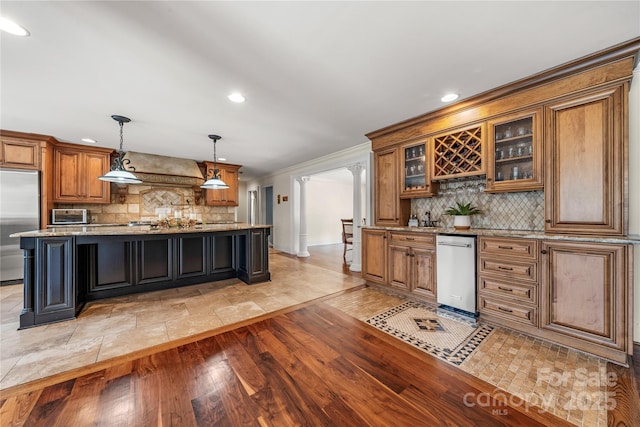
[0,302,576,426]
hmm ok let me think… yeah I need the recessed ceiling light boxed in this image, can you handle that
[0,16,30,37]
[441,93,459,103]
[228,93,245,103]
[82,138,97,144]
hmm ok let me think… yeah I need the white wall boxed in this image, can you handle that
[236,181,248,223]
[629,66,639,343]
[307,175,353,246]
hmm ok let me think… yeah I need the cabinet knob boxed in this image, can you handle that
[545,220,551,223]
[487,178,492,182]
[541,250,547,254]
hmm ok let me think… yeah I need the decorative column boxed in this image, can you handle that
[296,176,311,257]
[348,163,364,272]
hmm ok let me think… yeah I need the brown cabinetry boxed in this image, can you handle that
[485,109,543,192]
[377,231,437,301]
[53,143,112,203]
[362,228,387,284]
[203,161,241,207]
[374,147,409,226]
[478,237,539,327]
[0,136,41,169]
[541,240,629,363]
[400,139,437,198]
[544,85,626,235]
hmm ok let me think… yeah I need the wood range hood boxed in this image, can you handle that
[122,151,205,187]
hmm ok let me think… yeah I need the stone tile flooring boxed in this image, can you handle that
[0,250,364,390]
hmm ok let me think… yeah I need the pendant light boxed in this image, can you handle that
[98,115,142,184]
[201,134,229,189]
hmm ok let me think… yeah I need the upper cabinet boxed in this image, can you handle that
[0,136,42,170]
[544,85,626,235]
[374,147,409,226]
[485,109,544,193]
[203,161,241,207]
[431,123,485,181]
[400,139,438,198]
[53,143,112,204]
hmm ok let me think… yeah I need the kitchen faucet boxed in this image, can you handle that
[423,210,438,227]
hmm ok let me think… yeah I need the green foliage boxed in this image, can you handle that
[444,201,482,216]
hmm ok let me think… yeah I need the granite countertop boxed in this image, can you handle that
[361,225,640,245]
[10,223,272,238]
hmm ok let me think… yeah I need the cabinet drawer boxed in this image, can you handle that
[479,257,537,282]
[479,295,538,326]
[478,276,537,305]
[479,237,538,260]
[389,232,435,247]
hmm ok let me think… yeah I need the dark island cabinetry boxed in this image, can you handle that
[18,226,271,328]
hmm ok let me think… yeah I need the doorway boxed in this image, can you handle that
[264,186,273,245]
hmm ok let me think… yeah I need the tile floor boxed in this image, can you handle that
[0,249,364,390]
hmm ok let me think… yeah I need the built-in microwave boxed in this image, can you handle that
[51,209,89,225]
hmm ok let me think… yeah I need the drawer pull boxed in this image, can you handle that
[498,286,513,292]
[498,306,513,313]
[405,237,415,241]
[497,266,513,271]
[498,245,513,250]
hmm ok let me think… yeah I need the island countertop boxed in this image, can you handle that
[10,222,271,238]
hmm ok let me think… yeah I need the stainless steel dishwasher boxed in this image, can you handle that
[436,235,477,314]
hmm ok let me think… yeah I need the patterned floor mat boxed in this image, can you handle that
[366,300,493,365]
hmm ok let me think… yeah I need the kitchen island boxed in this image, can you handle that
[11,223,271,328]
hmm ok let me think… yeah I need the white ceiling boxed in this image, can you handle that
[1,1,639,180]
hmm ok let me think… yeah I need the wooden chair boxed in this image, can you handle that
[341,219,353,263]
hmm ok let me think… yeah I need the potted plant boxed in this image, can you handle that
[444,202,482,230]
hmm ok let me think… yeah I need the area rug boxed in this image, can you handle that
[366,300,493,365]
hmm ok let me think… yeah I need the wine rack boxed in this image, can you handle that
[432,124,485,180]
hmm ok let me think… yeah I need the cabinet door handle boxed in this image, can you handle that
[498,286,513,292]
[497,266,513,271]
[498,245,513,250]
[405,237,415,241]
[545,220,551,223]
[540,250,547,254]
[498,306,513,313]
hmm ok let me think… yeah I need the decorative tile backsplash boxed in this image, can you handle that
[56,184,235,224]
[412,177,544,231]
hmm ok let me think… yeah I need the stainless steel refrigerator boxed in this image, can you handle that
[0,169,40,283]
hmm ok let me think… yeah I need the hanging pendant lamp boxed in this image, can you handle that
[98,115,142,184]
[201,134,229,189]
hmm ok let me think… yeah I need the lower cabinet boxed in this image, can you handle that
[237,228,271,284]
[137,238,174,285]
[476,236,632,365]
[477,236,540,327]
[540,240,630,363]
[388,233,437,301]
[362,228,387,284]
[20,237,77,328]
[362,229,436,302]
[35,237,75,320]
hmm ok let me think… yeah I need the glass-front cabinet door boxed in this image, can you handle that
[485,109,543,193]
[400,139,437,198]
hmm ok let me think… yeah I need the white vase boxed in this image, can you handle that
[453,215,471,230]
